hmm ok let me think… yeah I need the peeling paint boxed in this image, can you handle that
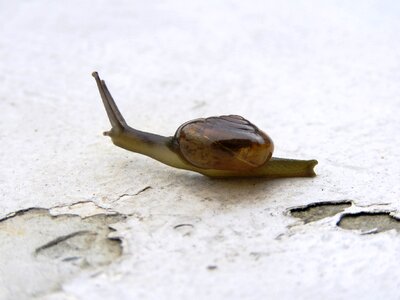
[112,186,152,203]
[337,211,400,234]
[0,207,125,299]
[49,200,117,218]
[289,201,352,223]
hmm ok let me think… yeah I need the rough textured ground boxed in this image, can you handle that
[1,1,400,299]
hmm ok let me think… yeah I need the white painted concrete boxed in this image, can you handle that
[1,0,400,299]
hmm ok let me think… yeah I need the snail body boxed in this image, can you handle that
[92,72,317,178]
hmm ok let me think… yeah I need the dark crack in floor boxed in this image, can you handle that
[0,207,125,300]
[337,212,400,234]
[290,201,352,224]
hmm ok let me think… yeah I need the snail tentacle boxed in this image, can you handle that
[92,72,127,134]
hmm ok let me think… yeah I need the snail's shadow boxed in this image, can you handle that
[106,157,312,209]
[169,170,298,208]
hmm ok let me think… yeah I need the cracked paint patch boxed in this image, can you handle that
[0,207,125,299]
[337,212,400,234]
[112,186,152,203]
[49,200,116,217]
[290,200,352,223]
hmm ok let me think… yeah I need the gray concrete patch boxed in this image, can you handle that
[290,201,352,223]
[0,208,125,300]
[337,212,400,234]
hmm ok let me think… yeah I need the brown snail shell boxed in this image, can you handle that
[173,115,274,171]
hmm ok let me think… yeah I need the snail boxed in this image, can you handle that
[92,72,318,178]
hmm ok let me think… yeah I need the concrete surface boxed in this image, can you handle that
[1,0,400,299]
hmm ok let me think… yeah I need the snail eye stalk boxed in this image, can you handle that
[92,72,127,134]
